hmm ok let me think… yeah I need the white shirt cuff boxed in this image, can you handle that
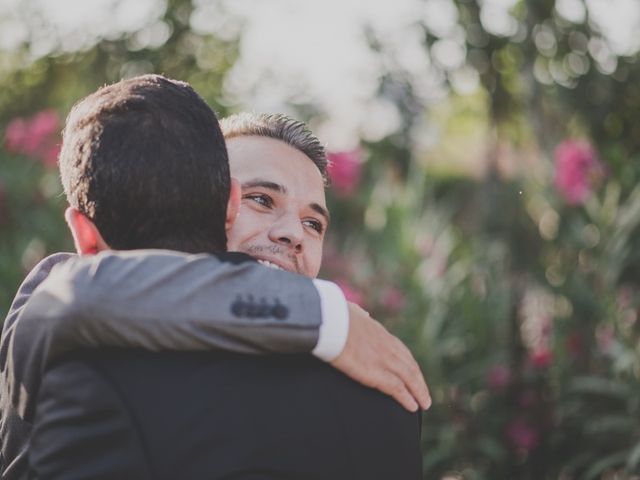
[310,279,349,362]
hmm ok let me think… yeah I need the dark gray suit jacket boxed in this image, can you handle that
[30,350,422,480]
[1,250,325,479]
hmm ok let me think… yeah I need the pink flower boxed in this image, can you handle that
[3,109,61,168]
[529,347,553,369]
[335,279,365,307]
[381,287,406,312]
[40,144,61,168]
[506,418,540,450]
[327,149,363,197]
[25,110,60,155]
[4,118,28,153]
[486,365,511,390]
[553,140,603,205]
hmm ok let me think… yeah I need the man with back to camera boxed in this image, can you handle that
[1,76,426,479]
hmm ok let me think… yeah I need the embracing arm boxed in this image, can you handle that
[11,250,429,415]
[16,250,342,360]
[2,249,343,434]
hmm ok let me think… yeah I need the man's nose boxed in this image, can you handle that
[268,213,304,252]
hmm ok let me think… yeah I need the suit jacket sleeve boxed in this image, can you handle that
[29,359,151,480]
[12,248,324,374]
[20,248,324,352]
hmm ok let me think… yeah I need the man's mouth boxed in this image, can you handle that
[247,245,300,273]
[257,259,286,271]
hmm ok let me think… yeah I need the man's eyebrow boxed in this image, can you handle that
[310,203,330,224]
[241,179,286,193]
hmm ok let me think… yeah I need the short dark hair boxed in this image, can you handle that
[59,74,230,253]
[220,112,329,185]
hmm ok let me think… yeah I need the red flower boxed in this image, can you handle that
[506,418,540,450]
[553,140,603,205]
[529,347,553,369]
[327,149,363,197]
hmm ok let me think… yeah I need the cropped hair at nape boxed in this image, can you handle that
[59,74,230,253]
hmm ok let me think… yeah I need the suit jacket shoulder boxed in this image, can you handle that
[31,355,151,479]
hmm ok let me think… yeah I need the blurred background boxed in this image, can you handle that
[1,0,640,478]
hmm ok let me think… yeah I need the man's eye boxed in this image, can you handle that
[244,194,273,208]
[303,219,324,235]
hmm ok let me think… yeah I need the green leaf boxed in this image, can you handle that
[476,436,507,462]
[627,441,640,472]
[421,445,454,472]
[583,415,635,436]
[568,376,631,399]
[584,451,629,480]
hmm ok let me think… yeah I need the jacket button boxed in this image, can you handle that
[271,302,289,320]
[231,296,246,316]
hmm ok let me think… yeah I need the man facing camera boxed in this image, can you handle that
[1,76,425,479]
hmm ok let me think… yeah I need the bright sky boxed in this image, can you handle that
[0,0,639,148]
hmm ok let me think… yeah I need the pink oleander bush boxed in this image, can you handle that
[1,109,70,311]
[553,140,603,206]
[322,136,640,480]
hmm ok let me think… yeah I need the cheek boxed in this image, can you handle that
[305,241,324,277]
[227,209,268,249]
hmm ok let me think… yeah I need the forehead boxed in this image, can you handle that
[227,135,326,203]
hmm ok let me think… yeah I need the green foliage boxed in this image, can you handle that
[0,152,70,316]
[320,2,640,477]
[2,0,640,478]
[0,0,238,317]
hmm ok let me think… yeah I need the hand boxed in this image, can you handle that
[330,302,431,412]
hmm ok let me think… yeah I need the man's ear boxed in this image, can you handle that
[64,207,109,255]
[225,178,241,232]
